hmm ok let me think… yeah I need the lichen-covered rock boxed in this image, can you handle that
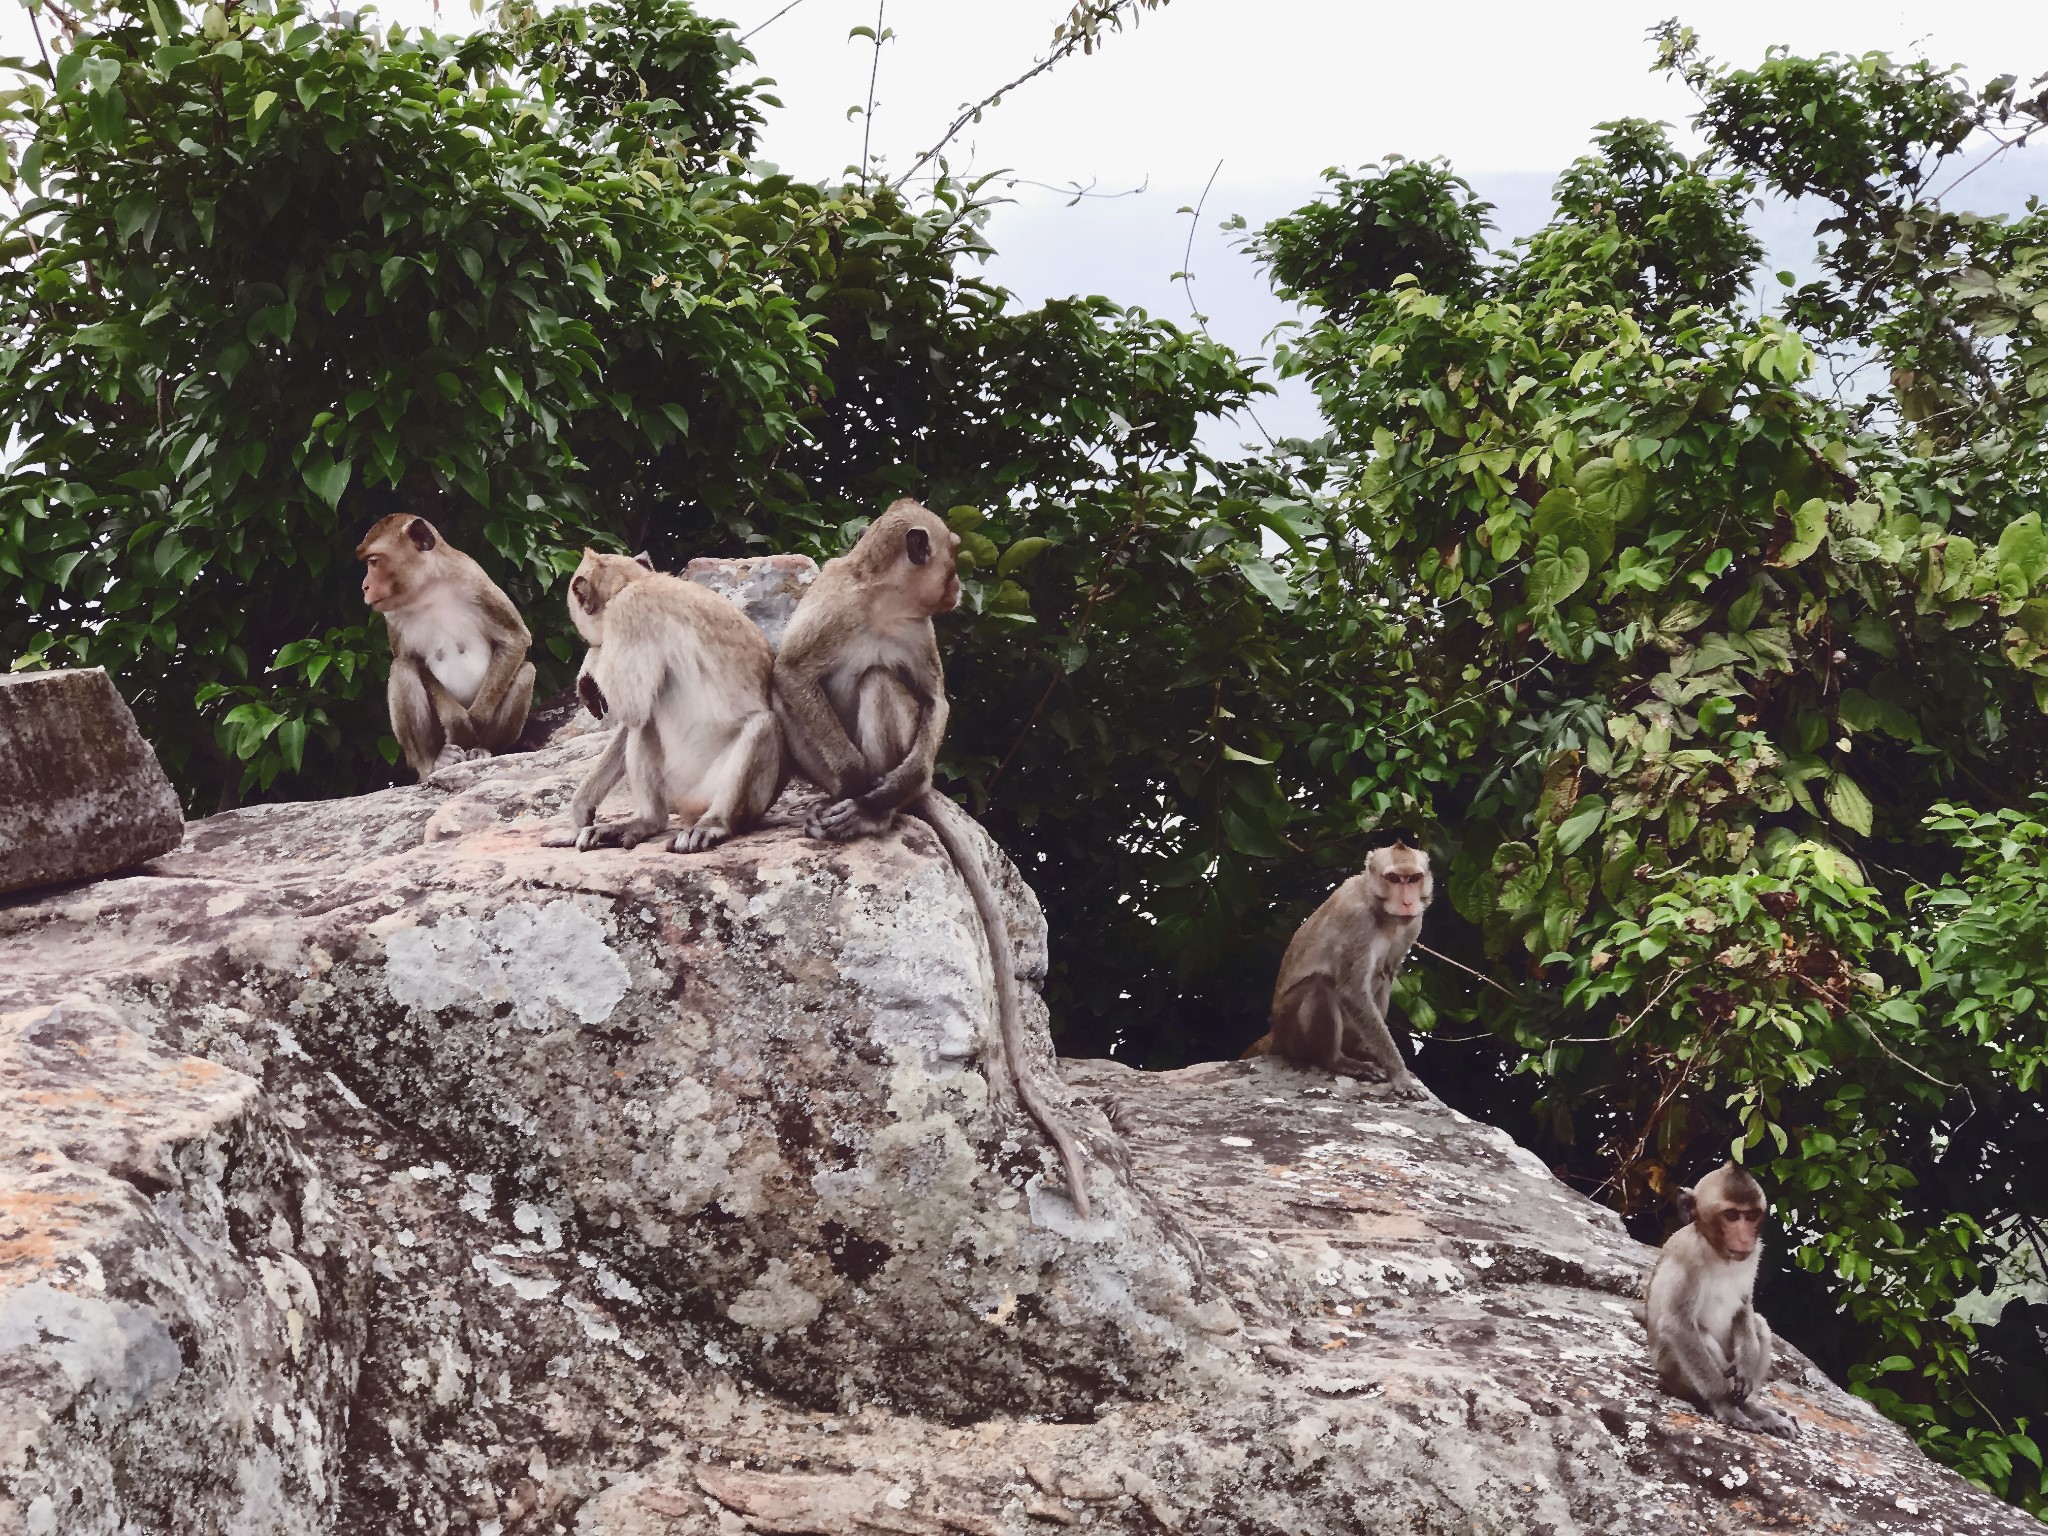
[0,669,183,896]
[0,568,2035,1533]
[0,996,362,1535]
[0,730,1211,1433]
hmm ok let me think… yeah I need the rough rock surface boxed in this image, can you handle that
[0,669,183,896]
[0,611,2035,1534]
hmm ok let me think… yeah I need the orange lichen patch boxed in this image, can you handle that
[0,1184,126,1273]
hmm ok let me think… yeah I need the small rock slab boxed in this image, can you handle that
[0,670,183,897]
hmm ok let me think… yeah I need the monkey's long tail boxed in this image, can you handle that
[915,791,1093,1223]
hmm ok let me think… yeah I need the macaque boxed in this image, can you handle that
[1264,842,1434,1098]
[543,551,784,854]
[773,499,1092,1220]
[1645,1162,1799,1437]
[357,514,535,780]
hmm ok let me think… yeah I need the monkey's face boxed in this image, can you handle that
[1369,846,1434,919]
[567,551,655,646]
[1705,1199,1765,1259]
[903,521,963,615]
[357,515,440,612]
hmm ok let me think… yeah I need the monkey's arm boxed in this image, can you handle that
[772,658,868,796]
[540,729,628,848]
[465,593,534,726]
[855,683,946,815]
[1348,955,1428,1099]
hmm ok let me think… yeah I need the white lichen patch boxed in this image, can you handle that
[726,1258,826,1333]
[383,900,628,1027]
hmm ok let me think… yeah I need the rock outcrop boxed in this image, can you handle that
[0,642,2035,1533]
[0,669,183,896]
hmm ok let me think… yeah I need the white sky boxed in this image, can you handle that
[6,0,2044,441]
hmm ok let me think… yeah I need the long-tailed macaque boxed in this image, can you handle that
[1263,842,1434,1098]
[1645,1162,1799,1437]
[542,551,784,854]
[357,514,535,780]
[773,499,1092,1220]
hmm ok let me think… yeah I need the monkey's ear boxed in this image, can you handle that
[571,574,599,614]
[405,518,437,553]
[1675,1187,1699,1225]
[905,526,932,567]
[633,551,655,571]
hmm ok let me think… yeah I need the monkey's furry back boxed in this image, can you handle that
[589,574,772,725]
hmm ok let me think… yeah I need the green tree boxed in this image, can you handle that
[1245,36,2048,1506]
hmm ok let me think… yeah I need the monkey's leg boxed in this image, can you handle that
[809,669,918,841]
[1729,1311,1799,1436]
[388,660,450,779]
[613,722,673,848]
[469,660,536,758]
[539,729,628,848]
[1657,1329,1740,1422]
[1346,980,1429,1100]
[1276,978,1376,1078]
[672,711,783,853]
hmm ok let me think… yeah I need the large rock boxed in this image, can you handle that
[0,576,2035,1532]
[0,670,183,897]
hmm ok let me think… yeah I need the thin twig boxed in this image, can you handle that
[1413,941,1519,1001]
[741,0,812,43]
[858,0,884,189]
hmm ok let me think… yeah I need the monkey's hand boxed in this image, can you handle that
[431,743,470,773]
[806,796,894,841]
[1724,1363,1753,1404]
[1387,1071,1430,1101]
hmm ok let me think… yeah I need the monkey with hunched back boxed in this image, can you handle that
[772,499,1094,1221]
[543,550,785,853]
[356,514,535,780]
[1645,1161,1800,1436]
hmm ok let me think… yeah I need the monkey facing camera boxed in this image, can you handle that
[1645,1162,1800,1437]
[357,515,536,780]
[1258,841,1435,1099]
[774,498,1093,1220]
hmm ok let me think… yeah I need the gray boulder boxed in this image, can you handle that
[0,669,183,896]
[0,572,2033,1533]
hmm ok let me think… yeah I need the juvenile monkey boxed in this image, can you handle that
[1264,842,1434,1098]
[543,550,783,854]
[1645,1162,1799,1437]
[774,499,1093,1220]
[357,514,535,779]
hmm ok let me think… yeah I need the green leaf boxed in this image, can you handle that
[301,453,352,509]
[1995,512,2048,591]
[1530,486,1615,571]
[945,505,985,532]
[1824,773,1874,837]
[1771,497,1829,567]
[1573,456,1649,529]
[1555,794,1606,856]
[997,537,1053,577]
[248,89,282,144]
[1236,553,1292,609]
[1526,534,1590,616]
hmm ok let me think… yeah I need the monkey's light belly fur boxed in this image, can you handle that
[0,711,2028,1532]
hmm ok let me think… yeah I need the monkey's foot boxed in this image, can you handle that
[538,827,582,849]
[806,798,893,841]
[429,745,470,774]
[1388,1072,1431,1101]
[461,746,494,763]
[669,823,731,854]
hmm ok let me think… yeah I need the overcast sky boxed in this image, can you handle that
[5,0,2044,440]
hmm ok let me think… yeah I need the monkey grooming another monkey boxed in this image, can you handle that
[1645,1161,1799,1437]
[773,499,1093,1220]
[543,550,784,853]
[357,514,535,780]
[1264,842,1434,1098]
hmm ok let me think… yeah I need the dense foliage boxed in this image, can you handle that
[5,0,2048,1509]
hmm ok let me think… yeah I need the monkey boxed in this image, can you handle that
[357,514,536,780]
[1264,842,1434,1098]
[1644,1161,1799,1437]
[541,550,784,854]
[772,498,1093,1221]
